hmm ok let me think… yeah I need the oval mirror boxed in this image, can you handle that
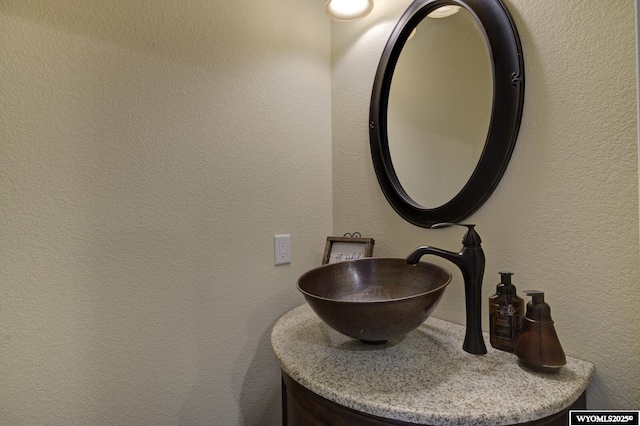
[369,0,524,228]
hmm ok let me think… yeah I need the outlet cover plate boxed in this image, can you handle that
[274,234,291,265]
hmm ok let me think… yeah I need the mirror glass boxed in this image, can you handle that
[369,0,524,227]
[387,8,492,208]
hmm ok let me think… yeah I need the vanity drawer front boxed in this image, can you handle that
[282,372,419,426]
[281,371,586,426]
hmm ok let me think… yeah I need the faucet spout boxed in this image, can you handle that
[406,224,487,355]
[406,246,462,268]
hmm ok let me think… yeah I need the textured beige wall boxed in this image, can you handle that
[0,1,331,424]
[332,0,639,409]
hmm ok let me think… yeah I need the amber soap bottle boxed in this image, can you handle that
[489,272,524,352]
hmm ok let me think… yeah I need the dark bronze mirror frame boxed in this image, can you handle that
[369,0,524,228]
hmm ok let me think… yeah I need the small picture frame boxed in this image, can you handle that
[322,234,375,265]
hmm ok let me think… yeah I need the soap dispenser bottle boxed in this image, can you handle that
[488,272,524,352]
[515,290,566,373]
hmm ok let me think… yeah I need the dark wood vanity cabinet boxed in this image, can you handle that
[281,372,586,426]
[282,373,416,426]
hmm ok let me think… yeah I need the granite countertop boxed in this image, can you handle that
[271,304,595,426]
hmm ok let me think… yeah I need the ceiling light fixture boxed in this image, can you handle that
[325,0,374,22]
[427,5,461,18]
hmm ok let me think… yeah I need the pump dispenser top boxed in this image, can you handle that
[523,290,551,319]
[498,272,516,295]
[515,290,566,373]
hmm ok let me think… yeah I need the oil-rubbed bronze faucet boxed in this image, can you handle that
[406,223,487,355]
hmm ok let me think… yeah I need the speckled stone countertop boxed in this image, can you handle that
[271,304,595,426]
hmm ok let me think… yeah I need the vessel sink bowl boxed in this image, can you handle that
[297,258,452,343]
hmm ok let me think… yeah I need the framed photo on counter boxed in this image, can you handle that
[322,235,375,265]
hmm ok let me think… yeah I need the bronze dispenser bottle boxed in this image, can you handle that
[515,290,566,373]
[488,272,524,352]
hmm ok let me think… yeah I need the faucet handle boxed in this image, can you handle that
[432,223,481,247]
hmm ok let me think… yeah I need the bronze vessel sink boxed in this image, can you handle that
[297,258,451,343]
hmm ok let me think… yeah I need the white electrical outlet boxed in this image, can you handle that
[274,234,291,265]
